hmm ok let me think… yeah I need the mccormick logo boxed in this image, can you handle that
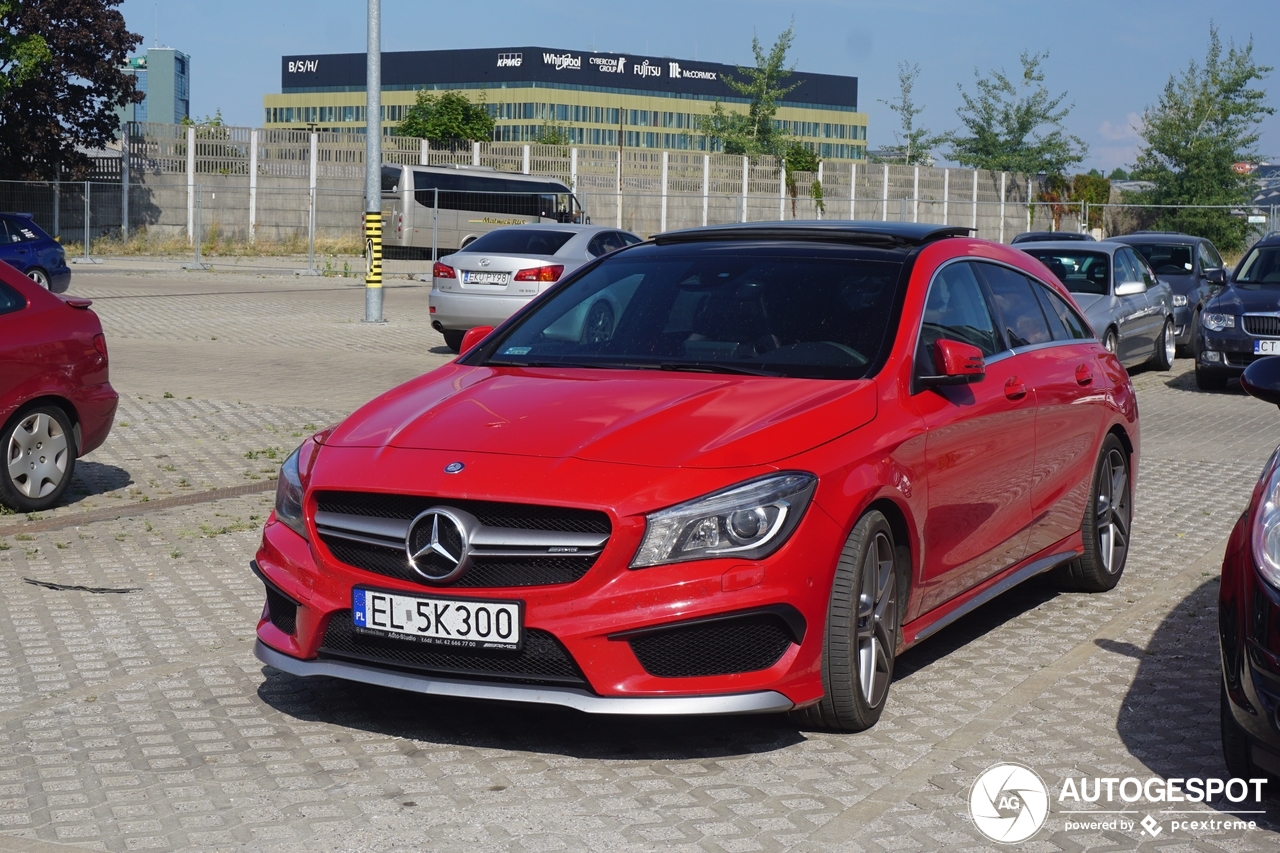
[287,59,319,73]
[542,52,582,71]
[497,52,522,68]
[590,56,627,74]
[669,61,717,81]
[633,59,661,78]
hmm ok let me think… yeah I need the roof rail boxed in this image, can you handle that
[654,221,975,248]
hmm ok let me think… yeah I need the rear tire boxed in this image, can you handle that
[1,405,77,512]
[1149,318,1175,370]
[1057,434,1130,592]
[791,510,899,732]
[442,329,465,353]
[1195,364,1229,391]
[26,268,50,289]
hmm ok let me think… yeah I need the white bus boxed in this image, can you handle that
[380,164,587,259]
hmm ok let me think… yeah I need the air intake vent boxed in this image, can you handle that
[624,608,802,678]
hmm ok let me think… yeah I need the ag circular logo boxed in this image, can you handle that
[968,763,1050,843]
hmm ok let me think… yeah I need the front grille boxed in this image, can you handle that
[1225,352,1267,368]
[313,491,611,589]
[319,610,587,687]
[315,491,610,534]
[628,612,796,678]
[1244,315,1280,336]
[263,586,297,635]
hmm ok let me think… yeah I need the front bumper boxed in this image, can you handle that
[255,640,793,715]
[1197,329,1278,376]
[1173,304,1194,346]
[429,288,533,332]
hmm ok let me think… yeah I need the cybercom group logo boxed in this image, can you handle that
[969,763,1050,843]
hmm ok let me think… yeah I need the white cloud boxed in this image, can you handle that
[1097,112,1143,142]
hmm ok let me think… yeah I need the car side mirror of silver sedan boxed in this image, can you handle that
[1115,281,1146,297]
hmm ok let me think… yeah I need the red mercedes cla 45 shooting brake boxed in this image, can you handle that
[253,222,1138,731]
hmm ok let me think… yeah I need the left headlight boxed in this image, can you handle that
[1251,449,1280,589]
[1203,313,1235,331]
[274,445,308,541]
[630,473,817,568]
[1172,294,1188,307]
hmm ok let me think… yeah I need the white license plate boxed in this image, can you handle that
[352,588,522,650]
[1254,340,1280,355]
[462,271,509,285]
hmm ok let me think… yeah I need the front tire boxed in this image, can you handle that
[1057,434,1130,592]
[1,406,77,512]
[792,511,899,732]
[1149,318,1175,370]
[582,301,614,343]
[1101,328,1118,356]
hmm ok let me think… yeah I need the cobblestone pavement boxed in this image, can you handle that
[0,266,1277,851]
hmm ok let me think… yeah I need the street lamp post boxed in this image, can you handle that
[363,0,383,323]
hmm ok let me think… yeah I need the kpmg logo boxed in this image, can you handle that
[496,52,522,68]
[633,59,661,78]
[590,56,627,74]
[287,59,319,74]
[669,61,717,81]
[542,52,582,71]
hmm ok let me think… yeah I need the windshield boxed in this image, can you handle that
[1235,247,1280,285]
[462,229,576,256]
[1025,250,1110,295]
[1130,243,1193,275]
[473,244,906,380]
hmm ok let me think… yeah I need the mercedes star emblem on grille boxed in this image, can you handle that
[406,509,472,583]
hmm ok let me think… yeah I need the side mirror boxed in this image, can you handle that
[1205,268,1227,288]
[1241,357,1280,407]
[1114,281,1146,296]
[459,326,494,356]
[920,339,986,388]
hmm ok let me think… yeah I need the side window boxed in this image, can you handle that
[1036,282,1092,340]
[1113,250,1139,285]
[586,234,608,257]
[916,261,1001,374]
[1130,250,1157,288]
[0,220,16,244]
[620,233,643,246]
[1030,281,1069,340]
[977,263,1053,348]
[1199,242,1224,271]
[0,280,26,316]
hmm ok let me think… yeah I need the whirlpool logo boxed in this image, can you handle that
[969,764,1051,843]
[542,52,581,71]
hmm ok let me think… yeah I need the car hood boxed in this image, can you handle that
[327,364,878,469]
[1208,285,1280,314]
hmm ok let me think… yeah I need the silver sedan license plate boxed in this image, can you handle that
[352,588,522,650]
[462,271,509,285]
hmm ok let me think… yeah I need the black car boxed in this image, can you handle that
[1010,230,1095,244]
[1220,356,1280,779]
[1113,231,1227,357]
[1195,232,1280,390]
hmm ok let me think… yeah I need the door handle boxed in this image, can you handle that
[1075,365,1093,386]
[1004,377,1028,401]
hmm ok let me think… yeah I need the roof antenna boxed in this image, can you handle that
[154,4,158,47]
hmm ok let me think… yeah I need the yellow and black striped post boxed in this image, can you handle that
[364,211,383,322]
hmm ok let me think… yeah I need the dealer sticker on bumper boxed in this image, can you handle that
[352,588,522,651]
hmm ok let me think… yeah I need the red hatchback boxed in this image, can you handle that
[253,222,1138,731]
[0,262,117,511]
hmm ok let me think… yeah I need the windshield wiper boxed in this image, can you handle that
[485,359,636,370]
[655,362,782,377]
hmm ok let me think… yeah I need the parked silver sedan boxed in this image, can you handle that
[1018,240,1177,370]
[429,224,642,351]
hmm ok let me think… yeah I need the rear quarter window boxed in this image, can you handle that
[0,280,27,315]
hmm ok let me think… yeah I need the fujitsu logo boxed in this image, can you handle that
[633,59,661,78]
[542,52,581,71]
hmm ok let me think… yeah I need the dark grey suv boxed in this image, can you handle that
[1112,231,1227,356]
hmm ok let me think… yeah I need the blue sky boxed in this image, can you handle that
[121,0,1279,172]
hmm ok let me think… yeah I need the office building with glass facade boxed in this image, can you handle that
[263,46,867,160]
[117,47,191,129]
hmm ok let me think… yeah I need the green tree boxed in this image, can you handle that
[698,23,798,156]
[944,51,1087,176]
[1107,167,1130,180]
[783,141,820,217]
[0,0,141,180]
[877,61,941,165]
[1129,24,1273,253]
[396,90,494,144]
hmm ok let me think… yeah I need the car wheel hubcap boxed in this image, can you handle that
[1165,323,1175,363]
[1095,448,1130,574]
[856,531,896,707]
[584,304,612,343]
[1104,332,1117,353]
[6,413,69,499]
[28,271,47,288]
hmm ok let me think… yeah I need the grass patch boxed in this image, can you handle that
[68,227,365,259]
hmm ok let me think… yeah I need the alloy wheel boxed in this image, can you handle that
[1164,321,1176,365]
[6,412,69,499]
[1103,329,1117,354]
[583,301,613,343]
[1094,447,1130,574]
[856,530,896,706]
[27,268,50,289]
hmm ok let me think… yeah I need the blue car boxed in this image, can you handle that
[0,213,71,293]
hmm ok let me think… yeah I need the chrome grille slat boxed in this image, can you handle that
[1243,314,1280,337]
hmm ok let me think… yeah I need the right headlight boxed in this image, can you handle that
[1203,313,1235,331]
[630,473,817,568]
[1251,448,1280,589]
[274,445,308,540]
[1172,294,1188,307]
